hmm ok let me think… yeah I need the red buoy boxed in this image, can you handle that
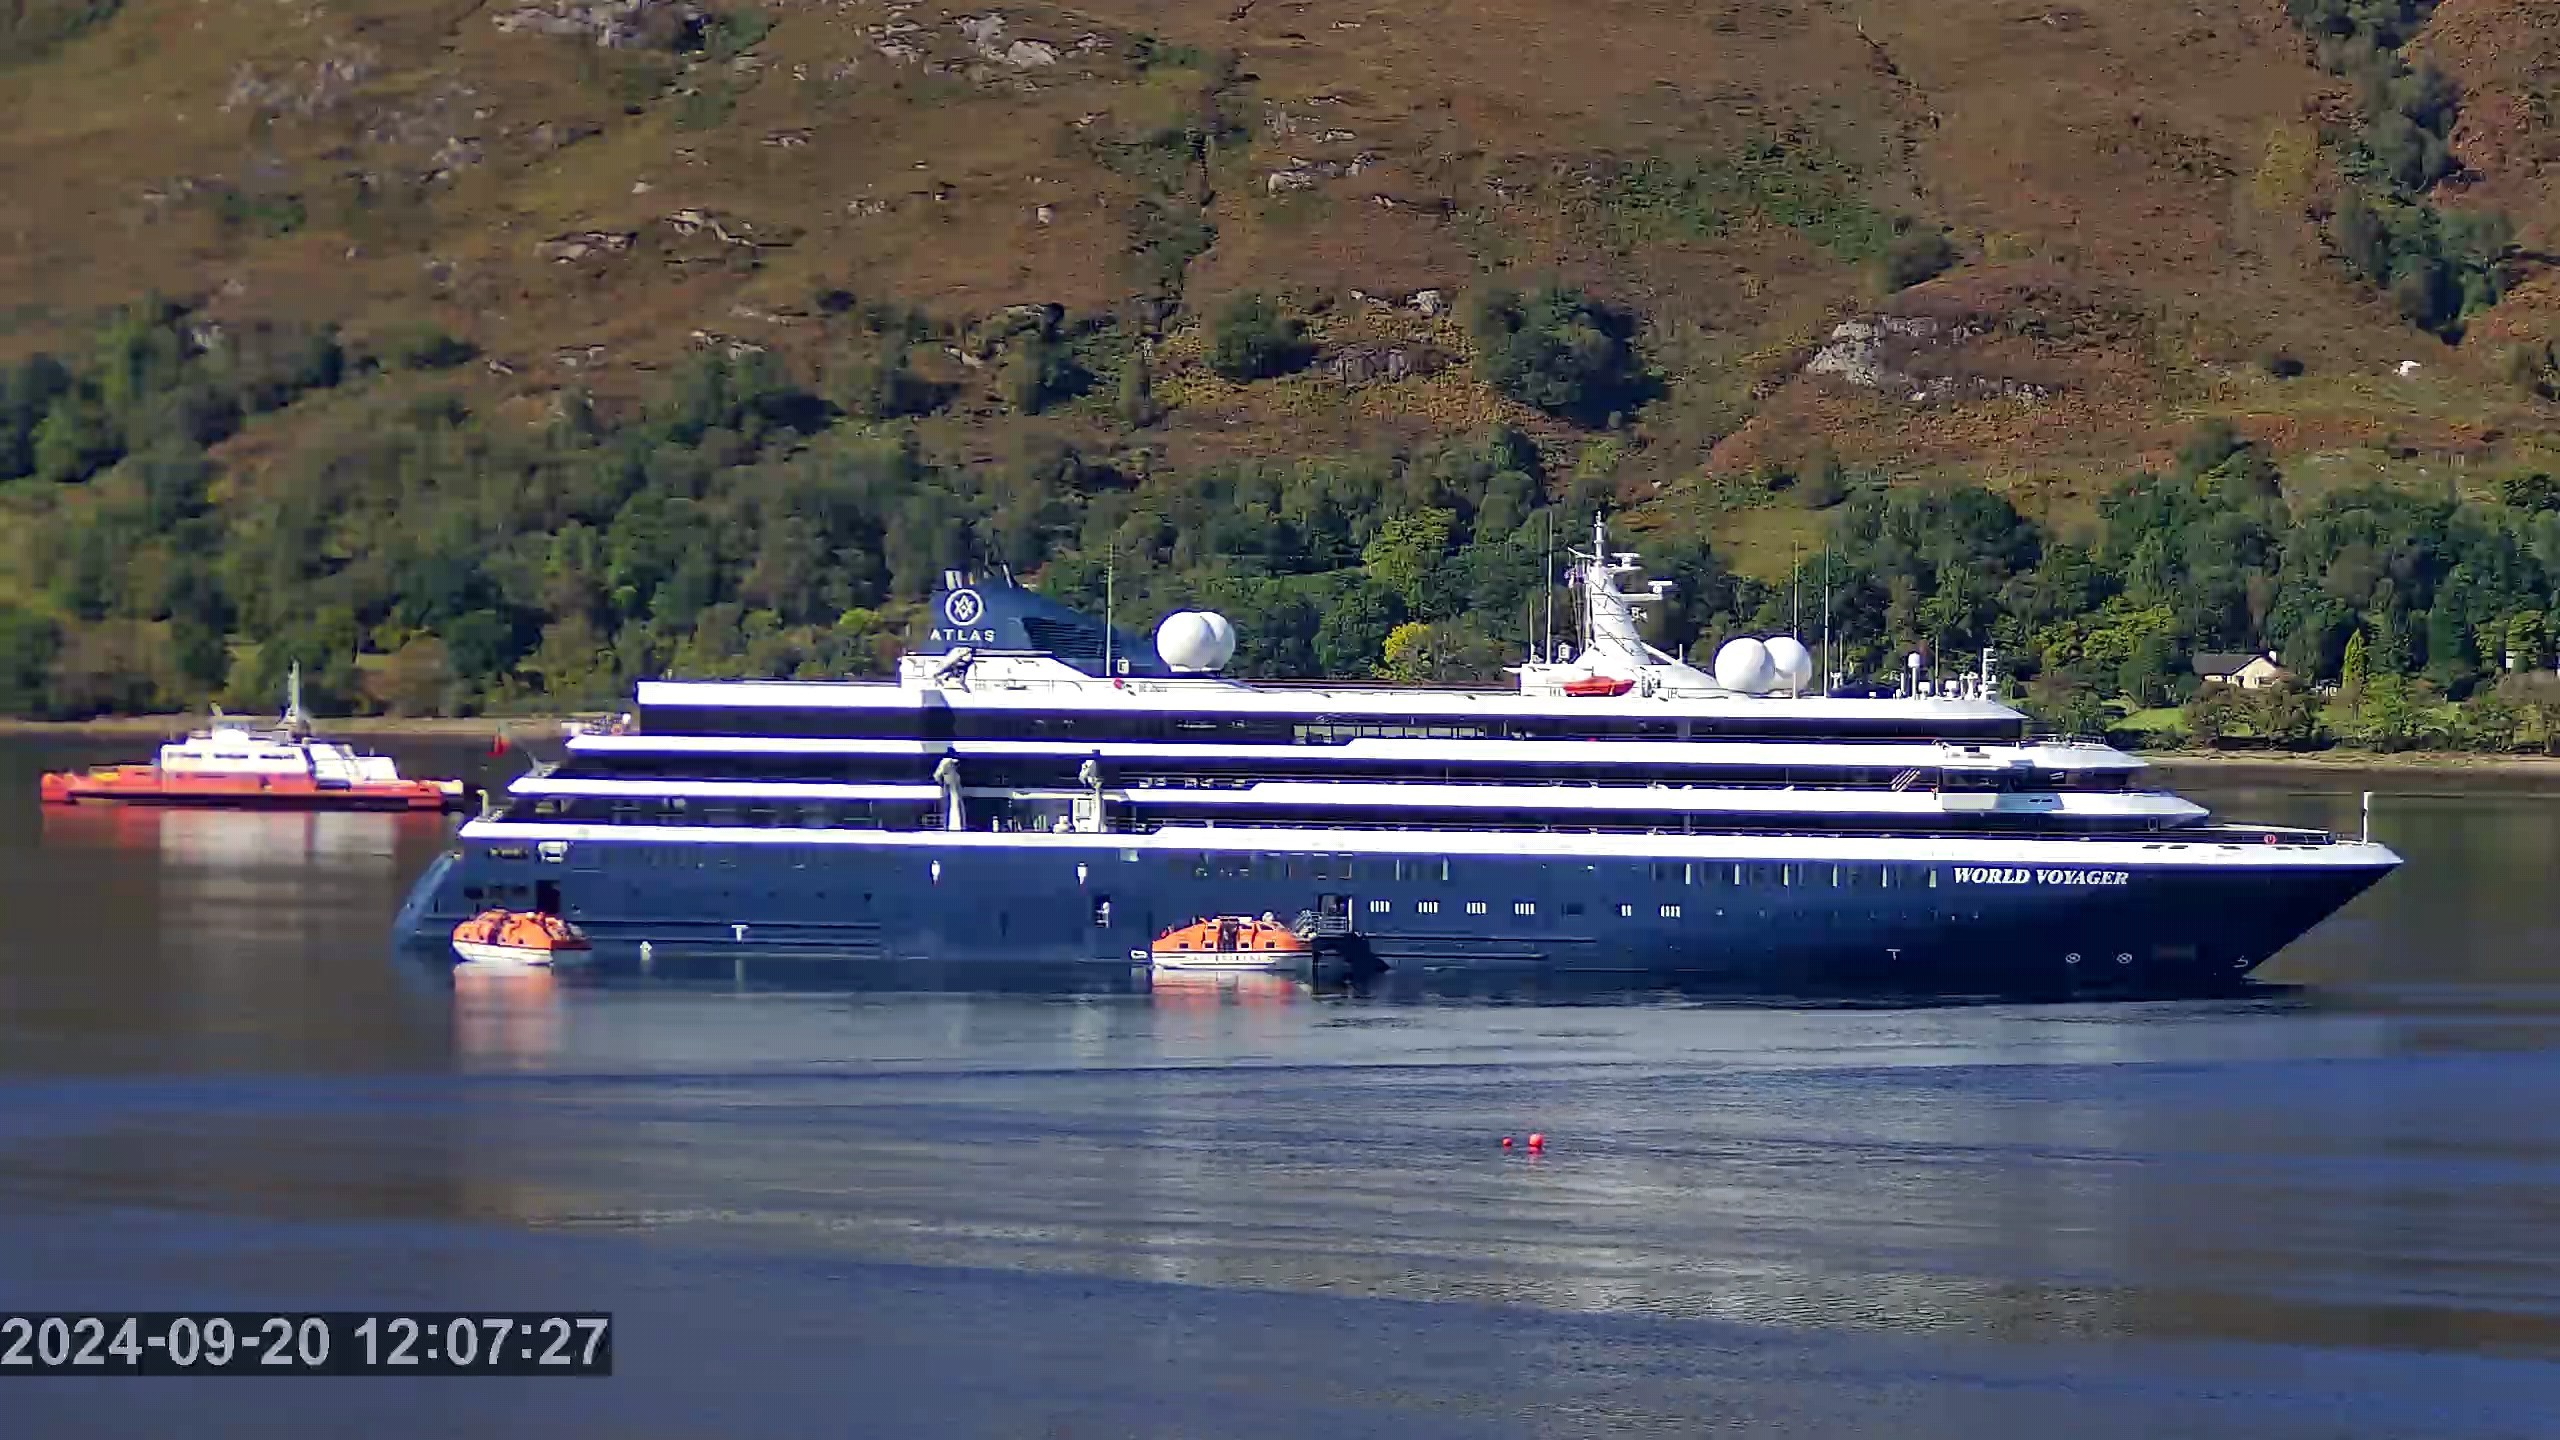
[1499,1136,1515,1149]
[1526,1132,1545,1151]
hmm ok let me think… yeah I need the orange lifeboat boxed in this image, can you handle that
[451,909,591,968]
[1148,915,1313,972]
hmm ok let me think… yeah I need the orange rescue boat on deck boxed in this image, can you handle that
[451,909,591,967]
[37,665,470,813]
[1147,915,1314,972]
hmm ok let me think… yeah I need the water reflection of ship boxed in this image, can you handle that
[1146,970,1308,1007]
[403,949,2137,1010]
[451,965,564,1068]
[47,805,429,869]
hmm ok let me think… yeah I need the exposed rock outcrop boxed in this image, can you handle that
[492,0,701,48]
[1803,313,2056,404]
[1325,344,1448,386]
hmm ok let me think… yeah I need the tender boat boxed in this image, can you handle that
[1147,915,1315,972]
[38,665,469,813]
[451,909,590,967]
[1560,675,1634,697]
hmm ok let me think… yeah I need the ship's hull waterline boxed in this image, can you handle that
[394,827,2396,998]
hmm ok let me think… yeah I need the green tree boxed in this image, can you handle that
[31,396,116,482]
[2183,684,2243,746]
[2499,672,2560,755]
[1880,229,1957,291]
[0,605,61,716]
[2457,690,2523,752]
[1468,285,1649,426]
[2249,681,2324,749]
[2020,668,2109,738]
[1001,334,1081,414]
[233,610,362,715]
[1362,508,1456,611]
[1312,577,1403,676]
[1377,620,1440,683]
[1209,294,1307,382]
[441,610,527,685]
[2346,673,2443,751]
[2505,611,2547,670]
[167,614,230,699]
[44,619,174,717]
[2341,628,2370,705]
[827,337,939,421]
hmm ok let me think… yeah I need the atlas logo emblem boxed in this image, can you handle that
[943,589,984,627]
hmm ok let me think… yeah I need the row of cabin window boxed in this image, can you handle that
[1168,855,1938,889]
[1371,898,1691,919]
[572,755,2138,793]
[484,842,1939,891]
[511,797,941,830]
[515,791,2159,840]
[638,706,2031,744]
[501,797,2164,844]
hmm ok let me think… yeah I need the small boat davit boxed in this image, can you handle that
[1148,915,1314,972]
[451,909,590,968]
[37,665,469,813]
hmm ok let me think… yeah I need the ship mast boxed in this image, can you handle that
[284,661,308,738]
[1586,511,1607,655]
[1541,510,1555,663]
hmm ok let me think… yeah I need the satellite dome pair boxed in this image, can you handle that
[1156,611,1238,671]
[1712,636,1816,695]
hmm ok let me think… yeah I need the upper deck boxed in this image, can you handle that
[632,671,2033,744]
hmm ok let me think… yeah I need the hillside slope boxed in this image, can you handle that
[1,0,2551,478]
[5,0,2560,724]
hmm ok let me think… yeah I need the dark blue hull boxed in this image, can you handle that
[394,832,2395,999]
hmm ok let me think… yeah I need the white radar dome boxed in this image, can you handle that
[1764,636,1814,692]
[1712,637,1776,694]
[1156,610,1238,671]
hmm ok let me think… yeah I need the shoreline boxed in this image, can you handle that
[2145,750,2560,793]
[2142,749,2560,773]
[0,715,556,739]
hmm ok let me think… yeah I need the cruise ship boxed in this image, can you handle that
[391,522,2400,994]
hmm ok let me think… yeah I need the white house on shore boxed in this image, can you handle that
[2193,651,2288,691]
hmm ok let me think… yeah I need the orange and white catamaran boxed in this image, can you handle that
[38,665,470,813]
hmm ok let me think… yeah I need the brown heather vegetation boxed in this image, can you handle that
[5,0,2560,731]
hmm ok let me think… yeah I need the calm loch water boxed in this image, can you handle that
[2,737,2558,1436]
